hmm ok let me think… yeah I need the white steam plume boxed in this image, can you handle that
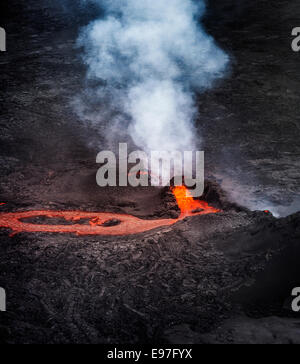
[77,0,229,156]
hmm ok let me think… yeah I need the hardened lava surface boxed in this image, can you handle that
[0,0,300,344]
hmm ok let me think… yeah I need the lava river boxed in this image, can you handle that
[0,186,220,237]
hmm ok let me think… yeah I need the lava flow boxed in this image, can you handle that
[172,186,220,216]
[0,187,220,237]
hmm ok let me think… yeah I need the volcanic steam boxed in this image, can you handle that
[76,0,229,157]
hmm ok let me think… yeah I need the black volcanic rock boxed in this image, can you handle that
[0,0,300,345]
[102,219,121,227]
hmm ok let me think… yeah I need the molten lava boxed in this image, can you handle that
[0,187,220,237]
[172,186,220,216]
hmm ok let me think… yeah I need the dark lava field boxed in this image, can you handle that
[0,0,300,344]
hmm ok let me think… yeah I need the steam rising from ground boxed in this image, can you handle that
[77,0,228,155]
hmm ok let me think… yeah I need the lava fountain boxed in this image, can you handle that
[0,187,220,237]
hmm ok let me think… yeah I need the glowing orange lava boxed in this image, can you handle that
[0,187,220,237]
[172,186,220,216]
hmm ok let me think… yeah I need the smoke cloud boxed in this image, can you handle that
[77,0,228,157]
